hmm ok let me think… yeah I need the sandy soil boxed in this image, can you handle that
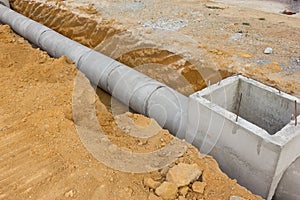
[1,0,300,199]
[0,25,263,199]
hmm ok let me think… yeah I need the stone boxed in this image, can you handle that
[17,38,24,44]
[238,52,253,59]
[144,177,161,189]
[178,196,187,200]
[205,3,226,9]
[230,33,243,41]
[155,181,178,200]
[192,182,207,194]
[179,186,189,196]
[264,47,273,54]
[166,163,202,187]
[160,167,169,176]
[64,190,74,198]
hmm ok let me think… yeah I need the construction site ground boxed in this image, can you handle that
[1,0,300,199]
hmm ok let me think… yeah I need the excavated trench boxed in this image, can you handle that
[10,0,232,97]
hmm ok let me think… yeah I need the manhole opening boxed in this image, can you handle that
[203,78,300,135]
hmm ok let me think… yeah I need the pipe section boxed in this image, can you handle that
[0,3,187,138]
[274,157,300,200]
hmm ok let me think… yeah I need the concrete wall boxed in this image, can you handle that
[202,78,239,111]
[202,77,300,135]
[238,79,299,135]
[187,75,300,199]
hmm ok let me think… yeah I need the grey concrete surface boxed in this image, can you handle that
[274,157,300,200]
[187,75,300,199]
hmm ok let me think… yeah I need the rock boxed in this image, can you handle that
[205,3,226,9]
[155,182,178,200]
[144,177,161,189]
[166,163,202,187]
[192,182,207,194]
[238,52,253,59]
[64,190,74,198]
[160,167,169,176]
[145,28,153,34]
[230,196,247,200]
[281,10,297,15]
[17,38,24,44]
[264,47,273,54]
[230,33,243,41]
[138,140,148,146]
[178,196,187,200]
[179,186,189,196]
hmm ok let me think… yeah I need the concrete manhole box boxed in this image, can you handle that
[187,75,300,199]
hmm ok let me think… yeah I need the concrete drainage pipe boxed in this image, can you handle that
[0,2,188,139]
[0,2,299,200]
[274,158,300,200]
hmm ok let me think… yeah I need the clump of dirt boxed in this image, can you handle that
[0,24,263,199]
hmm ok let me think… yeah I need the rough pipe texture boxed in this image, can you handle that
[0,4,188,137]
